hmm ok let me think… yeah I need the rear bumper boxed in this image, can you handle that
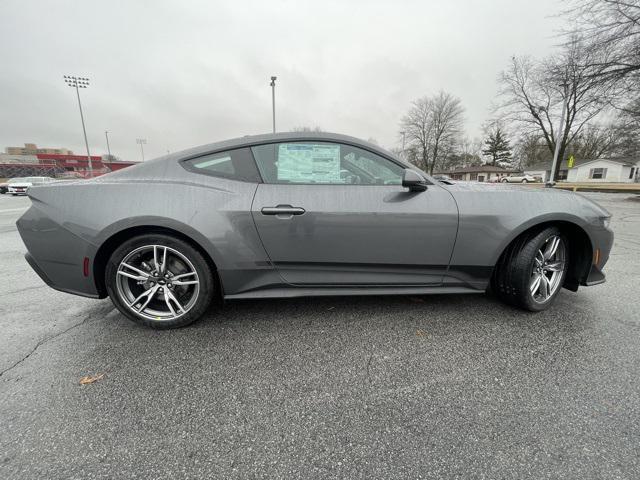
[25,252,53,286]
[24,253,100,298]
[18,205,101,299]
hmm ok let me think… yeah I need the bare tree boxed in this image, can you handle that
[497,37,612,179]
[569,123,620,159]
[513,133,551,168]
[565,0,640,87]
[399,97,432,171]
[400,91,465,174]
[612,101,640,156]
[458,136,484,166]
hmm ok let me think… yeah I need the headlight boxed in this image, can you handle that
[601,216,611,229]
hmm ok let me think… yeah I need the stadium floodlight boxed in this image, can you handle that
[64,75,93,176]
[136,138,147,162]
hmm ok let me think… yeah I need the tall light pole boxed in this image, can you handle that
[136,138,147,162]
[64,75,93,177]
[105,130,112,160]
[400,131,406,157]
[270,76,277,133]
[547,82,569,187]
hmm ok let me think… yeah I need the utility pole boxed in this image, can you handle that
[63,75,93,177]
[136,138,147,162]
[105,130,112,160]
[400,131,406,158]
[270,76,277,133]
[547,83,569,187]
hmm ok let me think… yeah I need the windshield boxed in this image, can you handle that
[8,177,28,184]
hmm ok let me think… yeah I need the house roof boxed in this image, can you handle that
[525,157,639,171]
[435,165,517,174]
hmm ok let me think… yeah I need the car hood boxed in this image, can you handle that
[443,182,611,217]
[8,182,33,187]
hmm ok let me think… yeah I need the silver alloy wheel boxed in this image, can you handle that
[529,235,566,303]
[115,244,200,321]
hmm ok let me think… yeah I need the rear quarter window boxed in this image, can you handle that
[181,147,261,182]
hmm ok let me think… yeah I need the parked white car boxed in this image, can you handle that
[7,176,55,195]
[501,174,539,183]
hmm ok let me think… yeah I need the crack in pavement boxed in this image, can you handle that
[0,306,114,378]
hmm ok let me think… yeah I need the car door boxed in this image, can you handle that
[250,141,459,286]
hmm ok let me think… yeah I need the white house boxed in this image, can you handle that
[524,157,639,183]
[568,158,639,183]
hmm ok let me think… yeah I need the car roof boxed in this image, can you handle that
[173,132,400,162]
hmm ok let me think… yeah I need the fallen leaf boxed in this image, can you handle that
[409,297,425,303]
[416,329,426,337]
[79,373,105,385]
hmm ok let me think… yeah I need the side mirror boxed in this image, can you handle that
[402,169,428,192]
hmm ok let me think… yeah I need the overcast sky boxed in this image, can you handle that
[0,0,564,161]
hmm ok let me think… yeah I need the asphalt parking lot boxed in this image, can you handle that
[1,191,639,479]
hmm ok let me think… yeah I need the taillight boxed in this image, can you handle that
[83,257,90,277]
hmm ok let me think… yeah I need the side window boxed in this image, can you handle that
[251,142,404,185]
[182,147,261,182]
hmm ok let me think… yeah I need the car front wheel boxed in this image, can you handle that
[105,234,214,329]
[491,226,568,311]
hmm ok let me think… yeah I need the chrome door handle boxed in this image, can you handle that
[261,205,306,215]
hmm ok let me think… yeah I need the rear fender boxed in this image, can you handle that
[95,216,224,268]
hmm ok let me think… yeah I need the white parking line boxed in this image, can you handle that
[0,207,30,214]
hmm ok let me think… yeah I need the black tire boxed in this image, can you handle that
[522,179,528,183]
[105,234,214,329]
[491,226,569,311]
[501,179,508,183]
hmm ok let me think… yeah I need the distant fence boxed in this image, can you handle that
[0,162,66,178]
[0,162,113,179]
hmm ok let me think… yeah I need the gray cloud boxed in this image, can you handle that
[0,0,563,161]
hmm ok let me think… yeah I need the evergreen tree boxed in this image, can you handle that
[482,127,512,166]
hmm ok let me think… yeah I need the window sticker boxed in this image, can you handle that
[277,144,341,183]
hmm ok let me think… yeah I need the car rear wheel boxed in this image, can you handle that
[501,179,508,183]
[105,234,214,329]
[521,179,528,183]
[491,226,568,311]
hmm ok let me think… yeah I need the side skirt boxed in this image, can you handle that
[224,285,485,300]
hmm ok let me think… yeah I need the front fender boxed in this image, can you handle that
[488,212,594,267]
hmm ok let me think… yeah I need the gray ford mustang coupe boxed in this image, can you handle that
[17,132,613,329]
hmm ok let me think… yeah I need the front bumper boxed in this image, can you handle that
[579,223,613,287]
[584,264,606,286]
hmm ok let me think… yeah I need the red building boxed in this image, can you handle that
[36,154,138,178]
